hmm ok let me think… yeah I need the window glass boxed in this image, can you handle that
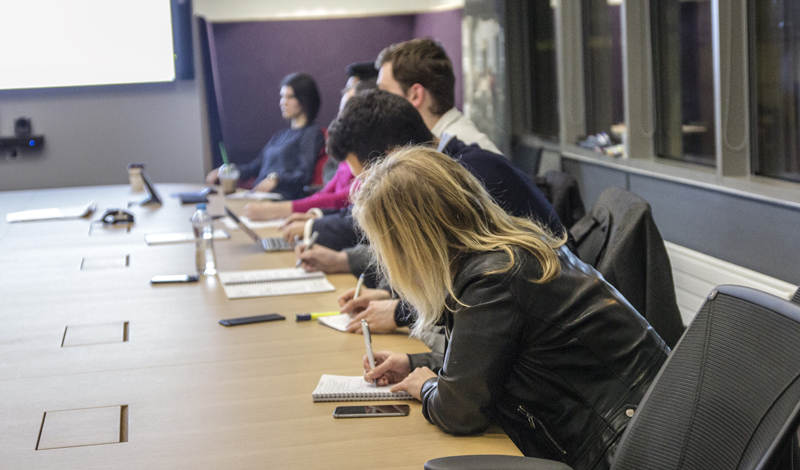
[751,0,800,182]
[528,0,559,140]
[651,0,716,166]
[582,0,624,138]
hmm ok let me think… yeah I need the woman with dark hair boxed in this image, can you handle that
[206,72,324,200]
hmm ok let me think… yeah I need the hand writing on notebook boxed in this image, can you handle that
[364,351,411,387]
[364,352,435,400]
[338,286,391,309]
[338,288,397,333]
[344,300,398,333]
[295,243,350,273]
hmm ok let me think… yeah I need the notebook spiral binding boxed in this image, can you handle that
[223,271,324,286]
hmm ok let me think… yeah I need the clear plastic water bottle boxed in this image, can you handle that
[191,203,217,275]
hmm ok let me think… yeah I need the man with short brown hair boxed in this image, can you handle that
[376,38,500,154]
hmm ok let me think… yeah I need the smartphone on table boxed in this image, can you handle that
[150,274,200,284]
[333,404,410,418]
[218,313,285,326]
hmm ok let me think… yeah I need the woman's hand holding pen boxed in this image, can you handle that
[344,299,399,333]
[364,351,411,387]
[296,243,350,273]
[338,286,391,311]
[338,287,397,333]
[364,352,435,401]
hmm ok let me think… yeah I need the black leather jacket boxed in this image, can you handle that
[413,246,669,470]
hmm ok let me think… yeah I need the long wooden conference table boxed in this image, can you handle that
[0,184,520,469]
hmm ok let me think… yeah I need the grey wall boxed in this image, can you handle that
[0,81,206,191]
[562,156,800,286]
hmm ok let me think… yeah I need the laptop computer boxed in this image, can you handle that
[224,206,294,252]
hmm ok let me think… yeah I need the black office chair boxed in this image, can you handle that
[512,142,543,178]
[535,170,586,230]
[424,285,800,470]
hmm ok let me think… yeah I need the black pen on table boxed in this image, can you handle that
[295,231,319,268]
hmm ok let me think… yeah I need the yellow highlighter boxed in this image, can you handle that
[295,311,341,322]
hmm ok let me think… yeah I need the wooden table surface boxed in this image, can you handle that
[0,184,520,469]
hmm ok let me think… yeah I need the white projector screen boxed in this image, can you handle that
[0,0,175,90]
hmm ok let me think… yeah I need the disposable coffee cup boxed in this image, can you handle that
[127,163,145,192]
[218,163,240,195]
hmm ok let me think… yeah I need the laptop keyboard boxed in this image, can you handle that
[262,237,294,252]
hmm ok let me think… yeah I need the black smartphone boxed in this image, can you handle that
[219,313,285,326]
[150,274,200,284]
[332,405,410,419]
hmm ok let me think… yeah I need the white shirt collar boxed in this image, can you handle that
[437,133,456,152]
[430,108,462,138]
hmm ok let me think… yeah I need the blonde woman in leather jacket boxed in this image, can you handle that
[353,147,670,470]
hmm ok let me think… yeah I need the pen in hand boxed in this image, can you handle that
[362,319,376,370]
[295,231,319,268]
[343,274,367,325]
[353,273,365,301]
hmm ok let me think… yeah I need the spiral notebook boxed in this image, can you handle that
[312,375,413,402]
[217,268,335,299]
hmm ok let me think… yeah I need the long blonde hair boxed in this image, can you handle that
[351,146,566,335]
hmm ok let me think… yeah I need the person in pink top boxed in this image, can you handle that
[244,161,354,220]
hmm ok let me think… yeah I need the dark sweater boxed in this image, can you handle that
[238,125,325,200]
[446,137,563,236]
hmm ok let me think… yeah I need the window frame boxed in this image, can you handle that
[512,0,800,208]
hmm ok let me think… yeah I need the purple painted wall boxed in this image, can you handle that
[209,10,463,167]
[414,9,464,114]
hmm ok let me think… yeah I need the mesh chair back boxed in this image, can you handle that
[613,285,800,470]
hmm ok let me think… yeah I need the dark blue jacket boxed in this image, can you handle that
[445,137,563,236]
[238,125,325,200]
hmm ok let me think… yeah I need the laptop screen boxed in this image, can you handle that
[223,206,260,243]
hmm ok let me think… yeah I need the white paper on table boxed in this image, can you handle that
[222,216,284,230]
[217,268,335,299]
[6,201,96,222]
[318,314,352,332]
[225,191,282,201]
[144,229,229,245]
